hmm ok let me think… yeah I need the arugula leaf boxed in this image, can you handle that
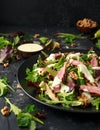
[58,90,75,101]
[56,33,84,44]
[25,104,38,114]
[0,36,11,50]
[77,68,85,86]
[91,97,100,110]
[79,54,90,62]
[29,120,36,130]
[21,34,33,42]
[87,66,95,76]
[39,93,82,108]
[45,67,57,77]
[37,55,45,67]
[5,97,22,115]
[0,77,14,96]
[26,65,45,83]
[5,97,44,129]
[95,39,100,49]
[54,56,66,70]
[0,81,8,96]
[39,36,48,44]
[94,29,100,38]
[17,112,44,128]
[12,36,20,48]
[17,112,33,127]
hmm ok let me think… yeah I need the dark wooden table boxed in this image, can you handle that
[0,27,100,130]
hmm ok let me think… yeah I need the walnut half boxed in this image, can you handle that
[1,106,10,116]
[76,18,97,33]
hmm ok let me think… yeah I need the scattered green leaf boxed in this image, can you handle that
[5,97,22,115]
[94,29,100,38]
[25,104,38,114]
[91,97,100,110]
[0,77,14,96]
[95,39,100,49]
[5,97,44,130]
[39,37,48,44]
[56,33,84,44]
[0,36,11,50]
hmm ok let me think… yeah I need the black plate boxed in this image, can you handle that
[17,49,100,113]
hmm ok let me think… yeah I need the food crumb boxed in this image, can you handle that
[3,63,9,68]
[16,84,21,89]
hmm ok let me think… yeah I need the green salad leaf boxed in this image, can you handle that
[0,36,11,50]
[5,97,22,115]
[91,97,100,110]
[95,39,100,49]
[56,33,84,43]
[26,65,45,83]
[25,104,38,114]
[5,97,44,130]
[0,77,14,96]
[39,36,48,44]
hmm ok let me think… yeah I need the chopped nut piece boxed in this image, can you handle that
[69,71,78,80]
[39,68,46,76]
[71,43,77,48]
[3,63,9,68]
[76,18,97,33]
[33,34,40,39]
[87,82,97,87]
[16,55,21,60]
[78,92,92,106]
[65,61,71,68]
[1,106,10,116]
[16,84,21,89]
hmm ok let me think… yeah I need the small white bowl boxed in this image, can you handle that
[17,43,43,58]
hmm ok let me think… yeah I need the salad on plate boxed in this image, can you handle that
[25,50,100,111]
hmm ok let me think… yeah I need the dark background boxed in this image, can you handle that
[0,0,100,32]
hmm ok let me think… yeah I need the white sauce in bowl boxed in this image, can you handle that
[17,43,43,52]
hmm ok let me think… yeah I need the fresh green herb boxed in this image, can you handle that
[5,97,22,115]
[79,54,90,61]
[25,104,38,114]
[5,97,44,130]
[91,97,100,110]
[45,67,57,77]
[39,37,48,44]
[12,36,20,48]
[87,66,95,76]
[29,121,36,130]
[77,68,85,86]
[43,39,55,50]
[17,112,33,127]
[26,65,45,83]
[21,34,34,42]
[37,55,45,67]
[94,29,100,38]
[95,39,100,49]
[56,33,84,44]
[0,36,11,50]
[0,77,14,96]
[39,92,82,108]
[54,56,66,70]
[58,90,75,101]
[41,51,49,58]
